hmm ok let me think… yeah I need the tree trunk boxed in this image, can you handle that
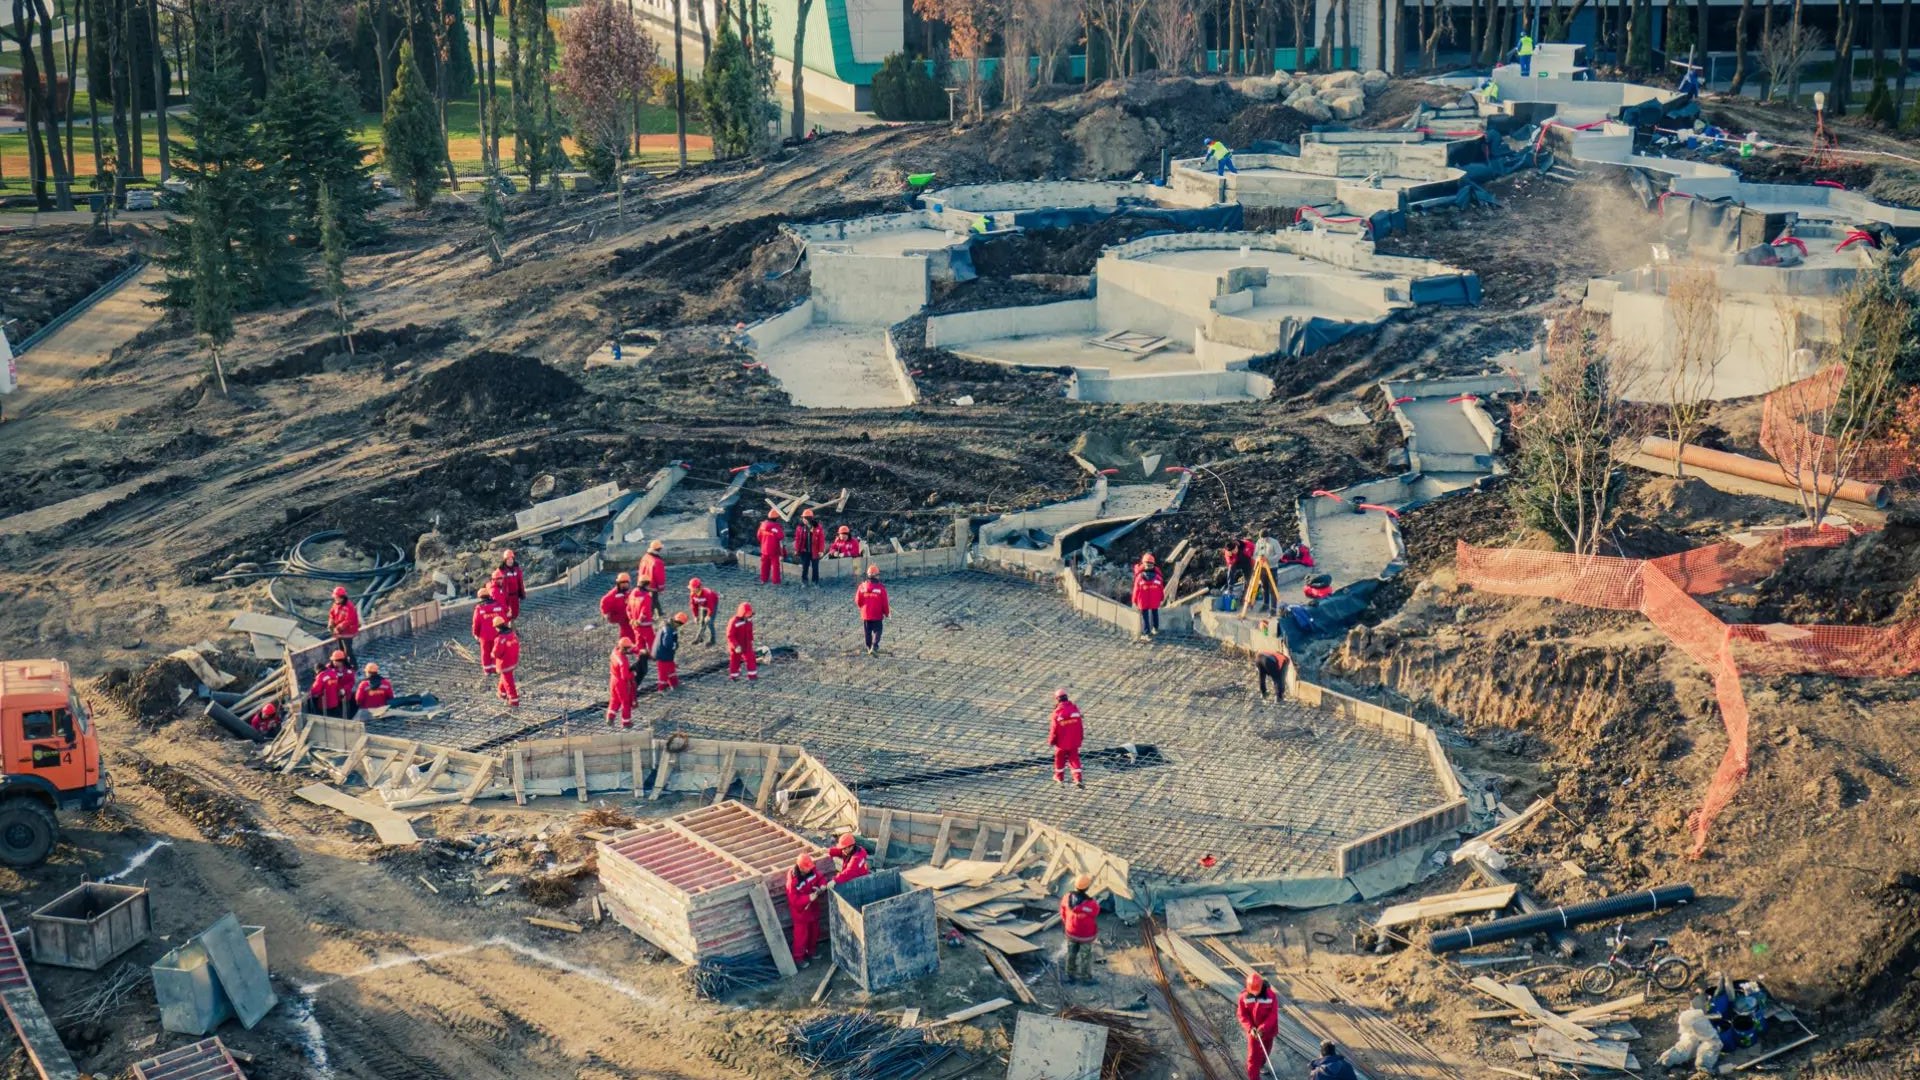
[473,0,489,169]
[485,0,501,167]
[506,0,521,171]
[694,0,710,63]
[1872,0,1887,74]
[1468,0,1481,64]
[1790,0,1803,99]
[1318,0,1334,67]
[108,0,133,203]
[124,0,142,179]
[371,0,395,101]
[433,0,456,189]
[790,0,812,139]
[61,0,77,178]
[1376,0,1387,71]
[1831,0,1857,112]
[1729,0,1750,91]
[149,0,168,181]
[1481,0,1501,64]
[1339,0,1350,64]
[1291,2,1303,67]
[673,0,687,166]
[86,0,103,178]
[1899,0,1912,121]
[32,0,69,210]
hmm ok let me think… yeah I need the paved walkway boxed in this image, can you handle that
[360,566,1448,883]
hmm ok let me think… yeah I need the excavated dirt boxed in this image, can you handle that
[0,226,145,342]
[1736,521,1920,625]
[967,214,1191,277]
[1224,102,1317,146]
[232,323,468,385]
[394,350,585,425]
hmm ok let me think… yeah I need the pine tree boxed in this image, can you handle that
[384,41,446,209]
[187,182,235,395]
[156,36,304,315]
[319,181,356,356]
[265,54,380,245]
[480,168,508,265]
[699,22,772,157]
[513,0,563,191]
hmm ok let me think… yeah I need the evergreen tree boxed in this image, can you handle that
[698,21,773,157]
[265,54,380,245]
[513,0,563,191]
[157,37,305,315]
[319,182,357,356]
[383,41,446,209]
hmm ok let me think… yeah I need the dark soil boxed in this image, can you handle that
[96,657,202,723]
[126,757,296,872]
[966,214,1196,277]
[1739,523,1920,625]
[0,227,144,342]
[1363,483,1516,621]
[232,323,467,385]
[1224,103,1316,147]
[395,351,584,425]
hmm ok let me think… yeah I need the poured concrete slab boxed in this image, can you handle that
[358,566,1449,883]
[824,226,967,258]
[753,324,913,409]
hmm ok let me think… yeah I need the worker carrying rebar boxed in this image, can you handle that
[828,525,862,559]
[1205,138,1238,176]
[655,613,685,691]
[354,662,394,715]
[608,639,640,728]
[757,509,786,585]
[1238,972,1280,1080]
[497,549,526,619]
[1516,32,1535,76]
[1132,553,1165,640]
[855,565,890,655]
[602,572,634,640]
[327,586,361,666]
[829,833,869,884]
[727,602,758,681]
[308,649,356,719]
[472,587,508,674]
[493,618,521,707]
[793,509,825,585]
[1659,997,1722,1072]
[637,539,667,595]
[1048,689,1085,788]
[1309,1041,1358,1080]
[785,853,829,967]
[688,577,719,646]
[1060,874,1100,984]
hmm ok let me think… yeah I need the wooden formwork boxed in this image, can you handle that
[596,802,819,976]
[855,806,1028,870]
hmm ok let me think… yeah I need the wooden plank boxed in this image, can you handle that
[402,751,452,800]
[650,752,675,800]
[296,783,420,846]
[935,881,1023,912]
[1007,1012,1108,1080]
[810,966,836,1004]
[754,748,780,810]
[575,749,590,803]
[511,750,527,805]
[712,750,738,805]
[1471,978,1596,1042]
[526,917,583,933]
[930,817,954,867]
[333,735,371,786]
[459,759,498,805]
[1563,993,1645,1023]
[972,927,1041,955]
[967,822,992,861]
[872,808,894,867]
[1164,894,1242,937]
[1375,884,1518,930]
[748,883,801,978]
[277,724,312,775]
[974,942,1037,1005]
[1528,1029,1627,1069]
[1731,1032,1819,1071]
[927,998,1012,1028]
[379,741,421,787]
[1159,930,1241,1001]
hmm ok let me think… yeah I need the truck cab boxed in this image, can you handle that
[1,659,109,866]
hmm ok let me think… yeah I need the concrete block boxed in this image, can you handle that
[828,870,937,991]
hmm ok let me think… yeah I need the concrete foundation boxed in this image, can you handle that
[828,869,938,991]
[1662,179,1920,229]
[920,180,1217,232]
[1169,131,1470,214]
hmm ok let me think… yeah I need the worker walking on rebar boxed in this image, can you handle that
[354,662,394,716]
[757,509,786,585]
[493,618,521,707]
[602,572,634,641]
[627,584,657,655]
[636,539,667,595]
[829,833,870,884]
[1255,650,1288,702]
[855,565,890,655]
[1132,553,1165,640]
[497,549,526,619]
[727,602,758,681]
[688,577,719,645]
[1309,1041,1358,1080]
[472,587,508,674]
[785,853,829,967]
[655,613,685,691]
[1060,875,1100,984]
[608,639,639,727]
[1048,689,1085,788]
[327,585,361,666]
[793,509,825,585]
[1238,973,1281,1080]
[1206,138,1238,176]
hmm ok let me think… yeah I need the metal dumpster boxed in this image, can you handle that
[29,882,152,971]
[151,925,269,1036]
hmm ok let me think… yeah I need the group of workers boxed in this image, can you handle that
[753,506,865,586]
[782,833,874,966]
[300,583,408,722]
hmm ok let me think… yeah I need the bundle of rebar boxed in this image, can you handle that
[783,1012,954,1080]
[57,962,147,1023]
[1058,1006,1158,1079]
[683,954,783,999]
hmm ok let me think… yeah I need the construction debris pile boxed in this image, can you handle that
[783,1012,955,1080]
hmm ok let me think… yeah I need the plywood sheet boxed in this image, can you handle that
[1008,1012,1108,1080]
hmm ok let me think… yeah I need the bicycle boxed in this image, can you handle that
[1577,923,1694,996]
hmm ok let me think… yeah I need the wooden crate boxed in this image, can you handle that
[597,802,818,973]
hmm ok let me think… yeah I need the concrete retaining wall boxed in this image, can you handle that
[880,324,922,406]
[808,253,930,326]
[745,300,815,350]
[1663,179,1920,227]
[925,300,1096,348]
[1059,567,1193,637]
[1068,368,1273,403]
[922,180,1186,213]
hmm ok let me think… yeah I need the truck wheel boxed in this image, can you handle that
[0,798,57,868]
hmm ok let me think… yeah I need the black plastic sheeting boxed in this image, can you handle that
[1283,316,1386,356]
[1619,95,1701,131]
[1657,196,1788,257]
[1002,201,1245,232]
[1410,272,1484,306]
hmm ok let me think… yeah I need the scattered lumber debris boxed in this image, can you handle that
[492,482,629,543]
[1164,894,1242,936]
[927,998,1011,1028]
[1469,977,1597,1043]
[293,783,420,846]
[1375,884,1517,931]
[1057,1006,1159,1080]
[526,917,583,933]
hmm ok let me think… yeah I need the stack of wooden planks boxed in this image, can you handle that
[596,801,817,977]
[1468,977,1643,1073]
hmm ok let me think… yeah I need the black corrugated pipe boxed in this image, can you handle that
[1430,884,1696,953]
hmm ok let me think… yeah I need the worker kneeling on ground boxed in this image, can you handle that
[353,662,394,717]
[1659,997,1721,1072]
[829,833,869,884]
[1060,874,1100,984]
[1238,972,1280,1080]
[1310,1040,1357,1080]
[655,613,685,691]
[688,577,719,646]
[785,853,829,967]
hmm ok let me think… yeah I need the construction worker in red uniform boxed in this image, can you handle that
[1060,874,1100,984]
[756,510,785,584]
[607,638,640,728]
[654,613,684,691]
[855,565,890,655]
[354,662,395,714]
[1256,650,1289,701]
[636,539,667,594]
[492,618,521,707]
[249,701,283,736]
[828,525,861,559]
[687,577,719,646]
[497,549,527,619]
[727,602,758,681]
[784,853,829,967]
[1048,689,1085,788]
[472,588,508,674]
[792,509,826,585]
[829,833,870,884]
[327,586,361,665]
[626,585,657,655]
[1238,972,1281,1080]
[601,572,634,640]
[309,650,355,718]
[1132,553,1165,640]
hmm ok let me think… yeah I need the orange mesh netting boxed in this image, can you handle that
[1760,365,1917,483]
[1456,526,1918,857]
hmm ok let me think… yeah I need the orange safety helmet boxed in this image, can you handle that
[796,853,816,872]
[672,612,688,624]
[837,525,851,535]
[491,568,505,580]
[689,577,703,590]
[1245,971,1265,993]
[1073,874,1093,890]
[1055,688,1069,700]
[648,539,664,552]
[502,548,517,561]
[331,649,348,662]
[866,565,880,577]
[365,662,380,675]
[802,508,815,519]
[833,833,857,852]
[616,571,632,584]
[1142,553,1156,565]
[259,702,279,718]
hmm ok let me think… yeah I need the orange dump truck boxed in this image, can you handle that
[1,659,109,866]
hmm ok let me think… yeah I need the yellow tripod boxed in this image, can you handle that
[1240,555,1282,614]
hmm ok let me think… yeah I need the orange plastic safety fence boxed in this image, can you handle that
[1457,526,1914,858]
[1760,366,1917,483]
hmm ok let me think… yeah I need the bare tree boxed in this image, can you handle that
[1508,315,1642,557]
[1144,0,1197,71]
[1017,0,1081,85]
[1002,7,1029,108]
[1759,19,1821,100]
[1729,0,1753,92]
[915,0,1001,114]
[1086,0,1149,77]
[1657,265,1727,473]
[1284,0,1311,69]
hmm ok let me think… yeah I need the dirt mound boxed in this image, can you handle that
[1224,103,1315,146]
[1744,524,1920,624]
[968,75,1248,179]
[398,351,583,424]
[97,656,202,723]
[0,227,143,341]
[233,323,465,385]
